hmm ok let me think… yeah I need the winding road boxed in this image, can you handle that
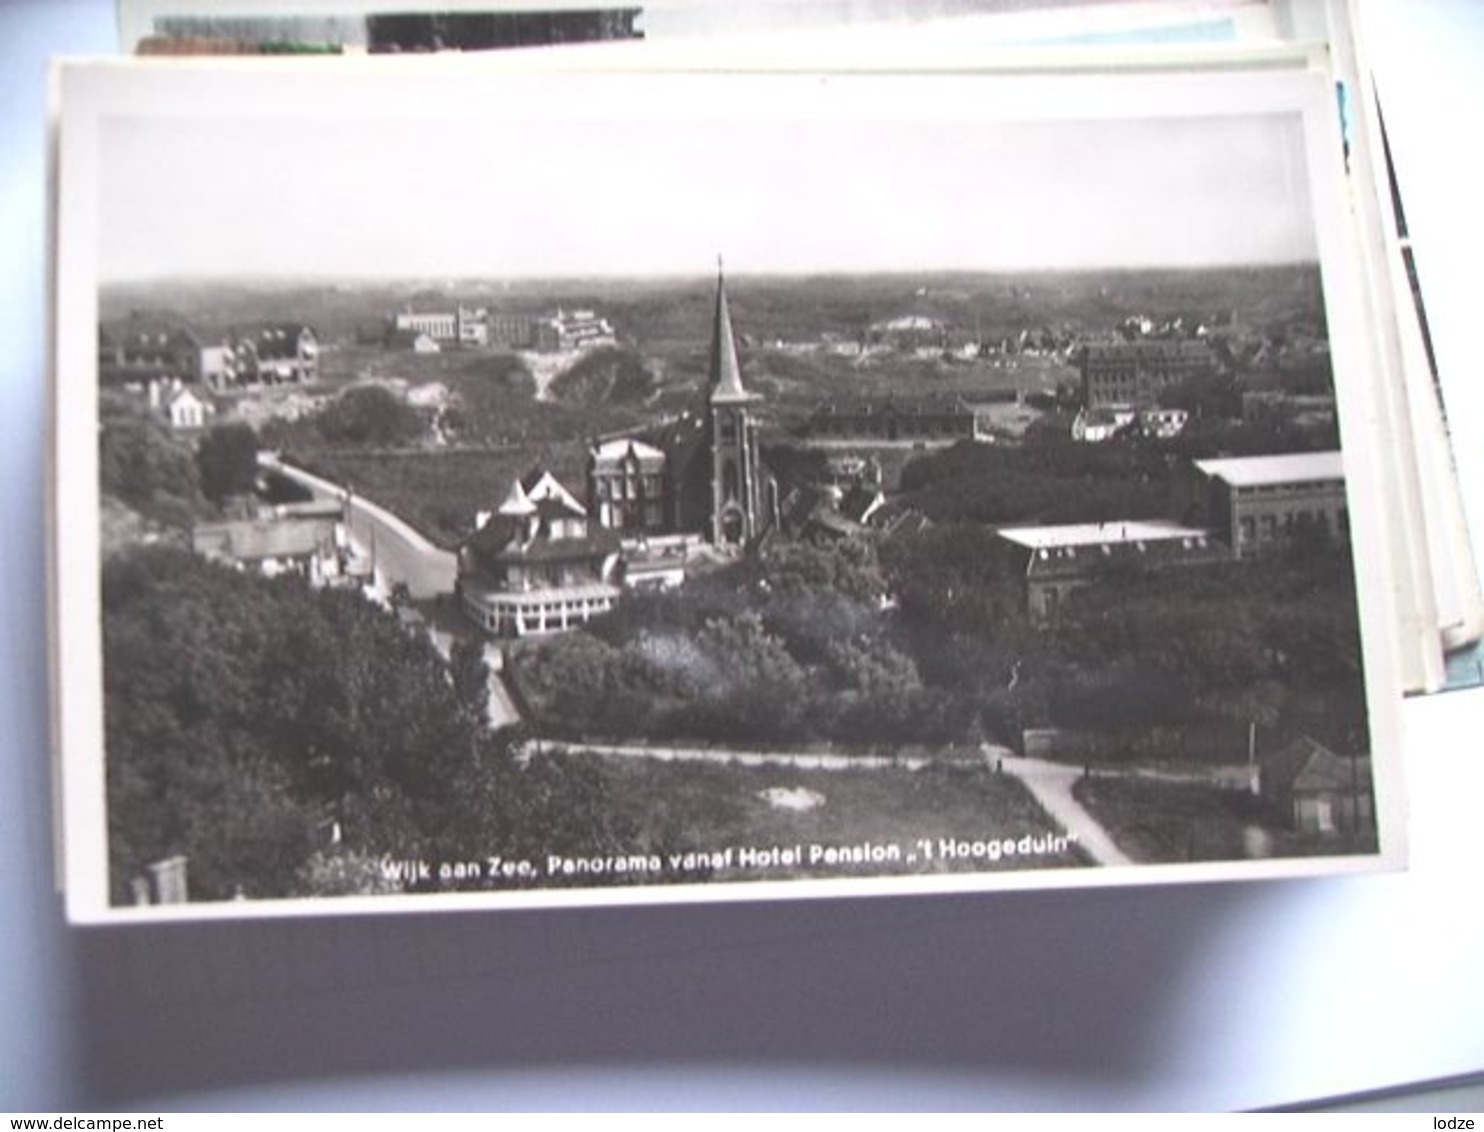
[263,454,458,600]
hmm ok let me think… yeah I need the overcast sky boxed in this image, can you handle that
[98,85,1318,281]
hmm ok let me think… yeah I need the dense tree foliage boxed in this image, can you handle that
[1157,373,1244,418]
[514,536,994,749]
[103,548,620,903]
[98,410,210,529]
[314,385,426,447]
[1046,545,1368,753]
[546,347,656,406]
[759,443,831,497]
[515,515,1368,767]
[260,468,315,505]
[195,423,260,504]
[896,419,1339,528]
[879,522,1027,636]
[897,438,1169,525]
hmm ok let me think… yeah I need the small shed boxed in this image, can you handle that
[1261,735,1373,837]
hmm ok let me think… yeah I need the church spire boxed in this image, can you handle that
[708,259,753,405]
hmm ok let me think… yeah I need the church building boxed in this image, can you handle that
[632,266,775,550]
[704,268,768,549]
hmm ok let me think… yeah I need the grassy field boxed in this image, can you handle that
[562,752,1089,882]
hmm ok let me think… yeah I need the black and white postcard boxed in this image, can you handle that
[51,58,1407,920]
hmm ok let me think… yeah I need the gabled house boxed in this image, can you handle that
[146,378,214,432]
[458,470,622,637]
[191,502,360,587]
[1260,734,1374,838]
[589,437,667,534]
[98,315,203,386]
[163,383,213,432]
[228,324,319,386]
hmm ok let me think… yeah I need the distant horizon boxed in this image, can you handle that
[99,259,1323,291]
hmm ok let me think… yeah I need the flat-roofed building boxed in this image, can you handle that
[549,309,617,352]
[394,310,457,341]
[192,504,363,587]
[1190,450,1346,559]
[997,519,1226,625]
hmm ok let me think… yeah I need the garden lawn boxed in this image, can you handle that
[562,752,1089,881]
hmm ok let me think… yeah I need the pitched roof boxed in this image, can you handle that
[101,314,203,351]
[465,512,619,566]
[1263,734,1372,796]
[708,268,756,406]
[591,436,666,466]
[497,477,537,516]
[166,385,211,408]
[239,324,315,360]
[520,468,585,516]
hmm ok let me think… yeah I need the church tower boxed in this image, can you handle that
[707,265,762,549]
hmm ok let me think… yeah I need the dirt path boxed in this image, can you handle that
[521,739,958,772]
[989,748,1134,867]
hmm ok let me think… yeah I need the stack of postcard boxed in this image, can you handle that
[47,0,1471,920]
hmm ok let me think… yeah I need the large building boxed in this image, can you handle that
[548,309,617,353]
[1079,339,1215,410]
[99,315,318,389]
[623,267,774,549]
[1187,451,1347,558]
[229,324,319,386]
[997,520,1226,625]
[394,309,458,341]
[394,307,492,348]
[98,315,203,386]
[588,437,667,534]
[458,471,622,638]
